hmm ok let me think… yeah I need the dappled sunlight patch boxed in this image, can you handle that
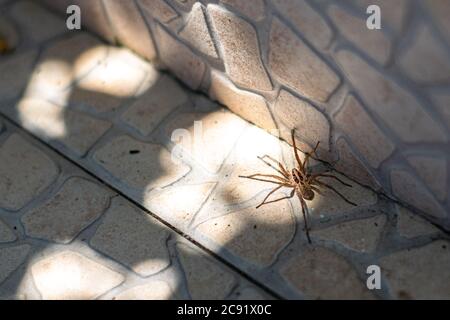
[30,251,123,300]
[17,97,67,138]
[166,109,248,173]
[75,47,149,98]
[144,182,216,227]
[94,135,190,191]
[23,59,72,105]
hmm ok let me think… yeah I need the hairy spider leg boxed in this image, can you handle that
[240,173,290,184]
[257,188,296,209]
[312,173,353,187]
[313,180,357,206]
[258,155,290,178]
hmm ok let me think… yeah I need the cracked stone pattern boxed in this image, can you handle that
[1,2,450,299]
[103,0,157,61]
[0,245,30,285]
[272,0,332,49]
[395,206,440,239]
[31,251,124,300]
[197,200,295,267]
[280,247,375,299]
[275,89,330,150]
[90,198,171,277]
[21,177,111,244]
[269,18,340,102]
[328,4,391,65]
[16,97,111,156]
[38,0,450,228]
[180,3,218,59]
[0,134,59,210]
[208,5,272,91]
[176,242,236,300]
[156,24,205,90]
[380,241,450,299]
[164,109,247,173]
[312,215,386,253]
[209,70,276,130]
[121,75,188,136]
[93,135,190,191]
[335,95,394,168]
[0,219,16,243]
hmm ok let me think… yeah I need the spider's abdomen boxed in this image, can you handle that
[303,189,315,201]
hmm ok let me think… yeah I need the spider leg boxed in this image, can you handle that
[313,180,357,206]
[239,175,288,186]
[313,173,352,187]
[257,188,295,208]
[240,173,290,184]
[298,196,312,244]
[291,129,305,171]
[257,155,289,178]
[303,141,320,172]
[310,185,324,196]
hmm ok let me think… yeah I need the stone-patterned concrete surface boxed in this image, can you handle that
[38,0,450,231]
[0,1,449,300]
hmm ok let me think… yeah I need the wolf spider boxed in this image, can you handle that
[239,129,356,243]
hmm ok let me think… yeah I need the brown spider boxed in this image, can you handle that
[239,129,356,243]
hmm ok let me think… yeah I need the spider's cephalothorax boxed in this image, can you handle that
[239,129,356,243]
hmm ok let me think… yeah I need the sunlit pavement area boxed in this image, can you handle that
[0,1,449,300]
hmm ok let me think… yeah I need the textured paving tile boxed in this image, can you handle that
[103,0,157,61]
[272,0,332,49]
[406,155,447,202]
[138,0,178,23]
[269,18,339,102]
[93,135,190,191]
[197,200,295,267]
[164,109,247,173]
[145,182,216,227]
[16,97,111,156]
[9,0,66,44]
[121,75,188,136]
[155,24,205,90]
[71,48,152,113]
[21,177,111,244]
[391,168,446,219]
[395,206,440,238]
[0,134,59,210]
[336,49,446,143]
[113,281,176,300]
[0,219,16,243]
[31,251,124,300]
[176,242,236,299]
[312,215,386,252]
[398,23,450,83]
[90,198,171,277]
[335,95,395,168]
[0,245,30,285]
[275,89,330,149]
[328,4,391,65]
[380,240,450,299]
[280,246,375,299]
[208,4,272,91]
[221,0,265,21]
[180,3,218,59]
[0,50,38,102]
[305,173,378,219]
[209,70,276,130]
